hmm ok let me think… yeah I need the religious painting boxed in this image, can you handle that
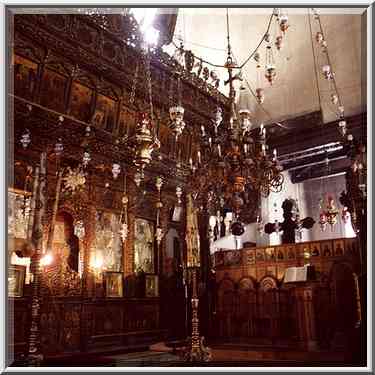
[333,239,345,257]
[93,93,117,132]
[223,250,241,267]
[118,105,136,138]
[104,272,123,298]
[145,275,159,297]
[276,247,285,261]
[322,241,333,257]
[277,265,286,281]
[92,211,123,273]
[39,68,68,112]
[69,81,94,123]
[265,247,276,262]
[310,242,321,257]
[256,248,265,262]
[8,265,26,297]
[244,249,255,266]
[13,54,38,101]
[286,246,296,260]
[8,190,31,239]
[266,266,276,278]
[134,218,154,274]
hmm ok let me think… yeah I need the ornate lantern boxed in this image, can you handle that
[133,114,160,176]
[265,64,276,84]
[326,196,339,229]
[169,105,186,139]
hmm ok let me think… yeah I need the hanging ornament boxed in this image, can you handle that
[338,105,345,118]
[322,65,333,80]
[275,35,283,50]
[256,215,264,235]
[331,93,339,105]
[326,196,339,229]
[279,13,289,33]
[338,120,347,137]
[265,46,276,85]
[239,109,252,133]
[316,31,324,44]
[318,198,328,231]
[82,150,91,167]
[20,129,31,149]
[54,138,64,156]
[74,220,85,239]
[169,72,186,140]
[134,113,160,175]
[112,163,121,179]
[254,51,261,63]
[176,186,183,205]
[256,88,265,104]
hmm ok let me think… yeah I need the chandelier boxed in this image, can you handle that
[185,12,284,225]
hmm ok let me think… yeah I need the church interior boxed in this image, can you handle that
[7,7,368,368]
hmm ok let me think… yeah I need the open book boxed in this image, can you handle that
[284,265,308,283]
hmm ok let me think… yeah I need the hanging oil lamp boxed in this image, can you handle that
[169,72,186,140]
[256,88,265,104]
[331,93,339,105]
[279,13,289,33]
[322,65,333,80]
[265,46,276,85]
[112,163,121,179]
[316,31,324,44]
[325,196,339,229]
[134,113,160,177]
[54,138,64,156]
[338,120,347,137]
[275,35,283,50]
[318,198,328,231]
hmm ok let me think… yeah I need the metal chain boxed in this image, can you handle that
[177,73,182,107]
[168,73,174,108]
[145,49,154,123]
[129,61,139,106]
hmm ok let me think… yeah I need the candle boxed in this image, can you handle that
[209,137,212,147]
[218,144,222,157]
[244,144,248,153]
[262,144,266,156]
[201,125,206,136]
[260,123,264,135]
[273,148,277,158]
[189,157,193,169]
[197,150,201,164]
